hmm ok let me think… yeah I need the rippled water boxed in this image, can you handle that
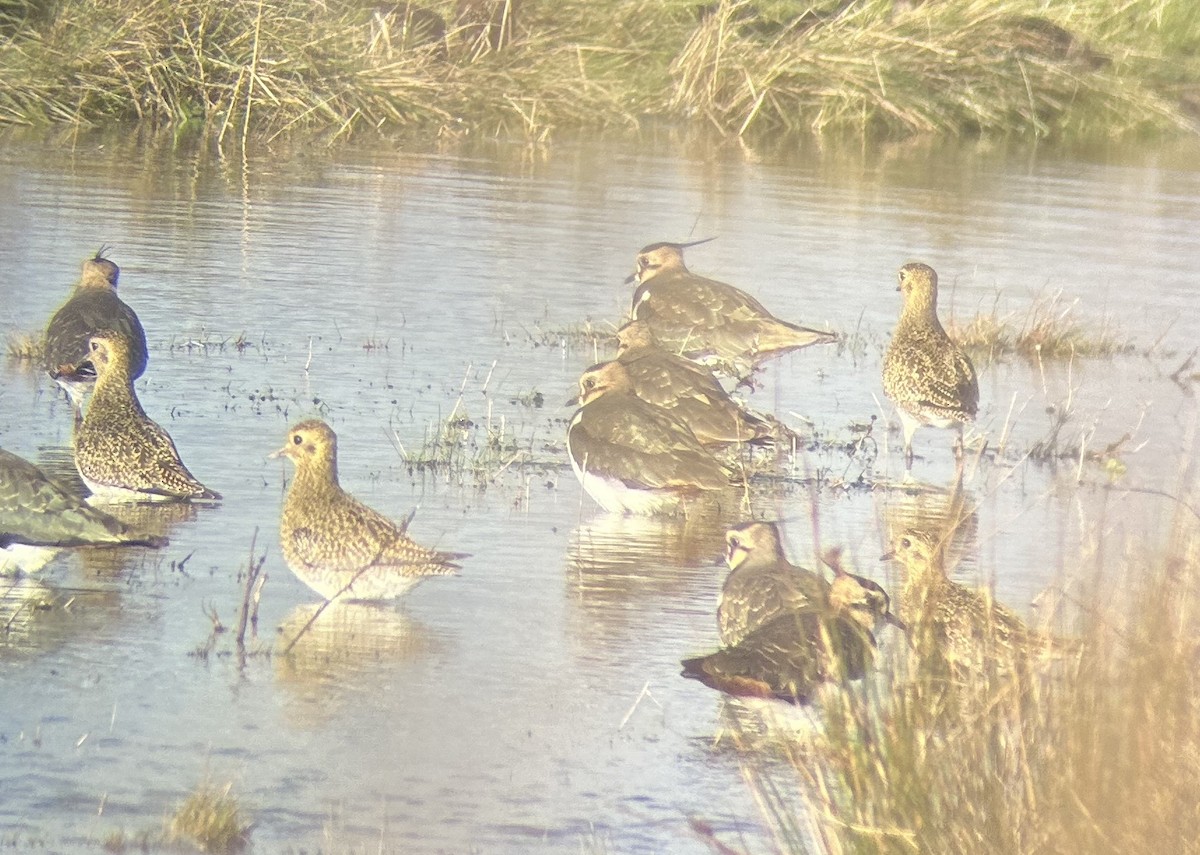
[0,128,1198,853]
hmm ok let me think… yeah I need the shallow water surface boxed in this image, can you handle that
[0,130,1197,853]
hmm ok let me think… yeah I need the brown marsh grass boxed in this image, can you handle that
[733,501,1200,855]
[0,0,1195,141]
[670,0,1200,138]
[4,330,42,361]
[948,290,1134,363]
[167,781,251,853]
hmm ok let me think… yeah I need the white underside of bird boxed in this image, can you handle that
[566,436,682,515]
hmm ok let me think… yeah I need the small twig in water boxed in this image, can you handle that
[235,529,268,651]
[619,681,662,730]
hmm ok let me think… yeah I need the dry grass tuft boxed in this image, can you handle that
[949,290,1134,363]
[5,330,43,361]
[167,782,251,853]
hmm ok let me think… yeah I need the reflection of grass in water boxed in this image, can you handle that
[5,330,42,361]
[166,782,251,853]
[949,291,1134,363]
[725,508,1200,855]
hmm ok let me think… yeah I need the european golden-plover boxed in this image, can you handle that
[881,262,979,476]
[43,250,148,411]
[0,447,166,573]
[566,360,735,515]
[627,241,836,372]
[274,419,466,602]
[73,331,219,502]
[886,528,1070,673]
[613,320,776,446]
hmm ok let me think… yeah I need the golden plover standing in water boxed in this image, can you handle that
[717,521,831,646]
[682,558,902,704]
[74,331,219,502]
[566,360,735,515]
[274,419,466,602]
[627,241,836,373]
[613,320,776,446]
[881,262,979,476]
[43,250,149,411]
[886,528,1070,673]
[1,447,166,573]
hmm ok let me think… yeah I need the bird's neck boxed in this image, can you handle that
[291,456,340,496]
[899,294,944,335]
[91,365,145,418]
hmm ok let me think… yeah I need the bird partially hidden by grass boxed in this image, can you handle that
[274,419,466,602]
[885,527,1076,675]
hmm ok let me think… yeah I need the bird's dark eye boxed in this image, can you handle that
[585,378,595,389]
[900,537,912,549]
[729,536,740,549]
[293,434,303,445]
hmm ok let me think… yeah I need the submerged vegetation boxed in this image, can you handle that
[0,0,1196,142]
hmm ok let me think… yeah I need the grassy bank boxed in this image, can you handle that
[0,0,1197,142]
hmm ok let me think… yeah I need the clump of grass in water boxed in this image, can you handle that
[949,290,1133,363]
[167,782,250,853]
[526,320,617,352]
[395,407,547,486]
[5,330,42,361]
[736,509,1200,855]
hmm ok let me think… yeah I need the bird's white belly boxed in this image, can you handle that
[80,476,169,504]
[291,565,426,602]
[567,438,679,515]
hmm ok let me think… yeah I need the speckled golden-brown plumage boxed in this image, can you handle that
[888,528,1070,673]
[74,331,219,502]
[628,242,836,371]
[276,419,465,601]
[882,262,979,473]
[566,360,735,514]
